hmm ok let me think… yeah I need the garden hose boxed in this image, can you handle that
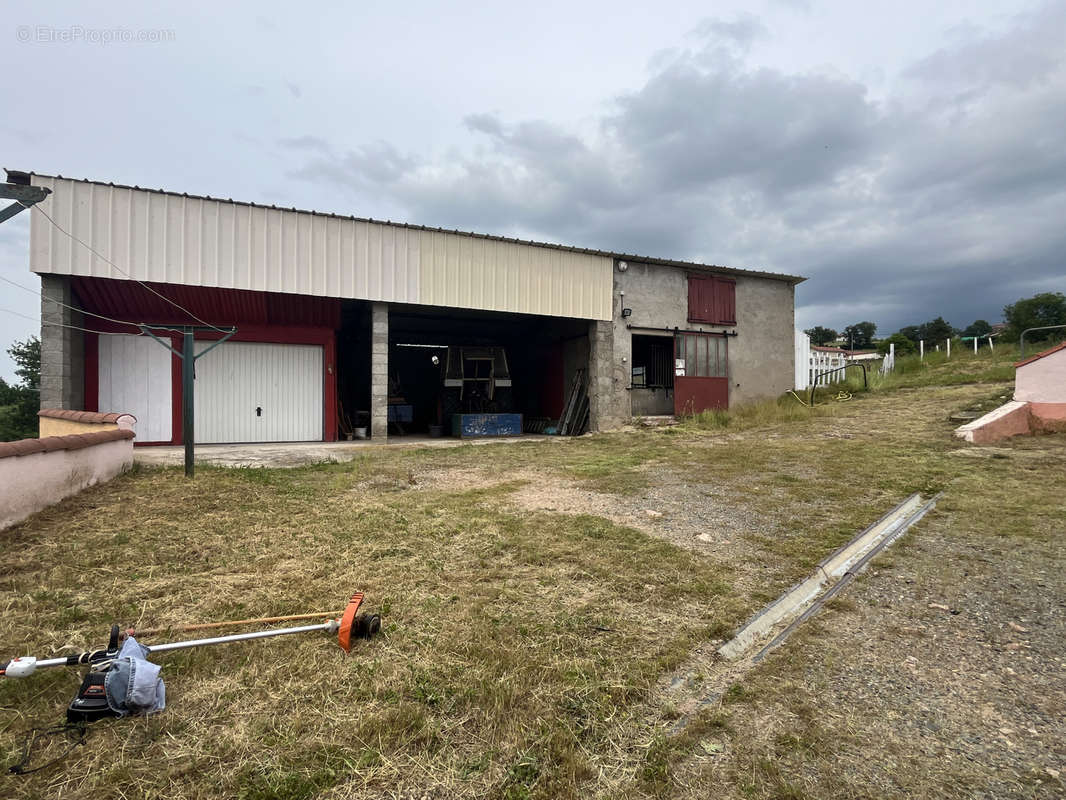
[791,389,854,407]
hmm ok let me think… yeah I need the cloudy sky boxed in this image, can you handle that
[2,0,1064,380]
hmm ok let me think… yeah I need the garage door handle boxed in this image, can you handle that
[256,407,262,417]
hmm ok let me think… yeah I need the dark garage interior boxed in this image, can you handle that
[336,303,590,438]
[630,333,675,416]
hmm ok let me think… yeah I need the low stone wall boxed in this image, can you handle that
[0,428,135,531]
[38,408,136,437]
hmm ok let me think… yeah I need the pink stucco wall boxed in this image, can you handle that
[1015,347,1066,403]
[1030,402,1066,432]
[955,400,1033,444]
[0,436,134,531]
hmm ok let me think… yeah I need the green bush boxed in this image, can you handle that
[877,333,916,356]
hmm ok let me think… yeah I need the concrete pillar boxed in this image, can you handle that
[370,302,389,441]
[587,319,626,431]
[39,274,84,411]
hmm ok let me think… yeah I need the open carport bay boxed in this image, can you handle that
[338,304,590,438]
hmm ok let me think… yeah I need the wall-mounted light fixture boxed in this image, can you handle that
[622,308,633,318]
[617,260,629,272]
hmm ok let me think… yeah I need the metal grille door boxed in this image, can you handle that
[194,342,323,443]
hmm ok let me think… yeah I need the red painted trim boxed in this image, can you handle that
[84,333,99,413]
[324,333,338,441]
[82,320,337,446]
[169,333,182,446]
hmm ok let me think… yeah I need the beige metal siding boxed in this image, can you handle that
[29,175,613,320]
[415,230,610,319]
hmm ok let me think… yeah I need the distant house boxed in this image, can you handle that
[842,349,881,364]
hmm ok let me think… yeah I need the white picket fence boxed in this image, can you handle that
[795,331,998,391]
[795,331,848,390]
[810,349,847,386]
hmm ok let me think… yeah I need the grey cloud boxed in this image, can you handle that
[608,63,878,195]
[279,135,333,153]
[286,2,1066,334]
[464,113,504,137]
[905,2,1065,92]
[689,15,768,49]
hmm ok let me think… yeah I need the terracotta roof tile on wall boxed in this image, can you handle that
[0,428,135,460]
[37,409,132,424]
[1015,341,1066,369]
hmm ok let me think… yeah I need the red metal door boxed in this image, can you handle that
[674,332,728,415]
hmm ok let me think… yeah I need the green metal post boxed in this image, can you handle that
[183,330,195,477]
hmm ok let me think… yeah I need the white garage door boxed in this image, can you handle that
[98,334,173,442]
[194,342,323,443]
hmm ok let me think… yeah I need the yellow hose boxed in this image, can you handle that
[791,389,853,407]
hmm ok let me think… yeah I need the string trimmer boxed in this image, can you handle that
[2,593,380,724]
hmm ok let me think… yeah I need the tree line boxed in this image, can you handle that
[804,292,1066,354]
[0,337,40,442]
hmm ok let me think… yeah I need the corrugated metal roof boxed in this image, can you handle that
[7,169,806,285]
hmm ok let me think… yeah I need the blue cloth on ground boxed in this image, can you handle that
[104,636,165,716]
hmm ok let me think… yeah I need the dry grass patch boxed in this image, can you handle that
[1,458,741,799]
[2,343,1062,798]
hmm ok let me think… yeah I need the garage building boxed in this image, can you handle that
[13,170,804,444]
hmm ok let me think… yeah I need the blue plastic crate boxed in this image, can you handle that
[450,413,523,438]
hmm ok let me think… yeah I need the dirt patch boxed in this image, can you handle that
[411,463,779,596]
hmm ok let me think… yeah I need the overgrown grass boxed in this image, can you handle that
[677,341,1020,435]
[845,342,1019,392]
[0,449,740,799]
[1,350,1062,799]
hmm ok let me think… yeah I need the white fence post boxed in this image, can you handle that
[794,330,811,391]
[880,342,895,375]
[919,339,924,361]
[988,336,994,352]
[974,337,978,354]
[946,338,951,359]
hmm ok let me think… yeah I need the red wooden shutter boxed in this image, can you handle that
[715,278,736,325]
[688,276,712,323]
[688,276,736,324]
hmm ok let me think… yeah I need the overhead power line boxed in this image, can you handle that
[0,305,145,336]
[0,274,144,332]
[22,201,230,334]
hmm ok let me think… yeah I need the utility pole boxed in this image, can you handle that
[0,182,50,225]
[141,325,236,477]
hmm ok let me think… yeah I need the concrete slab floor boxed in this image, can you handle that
[133,434,560,468]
